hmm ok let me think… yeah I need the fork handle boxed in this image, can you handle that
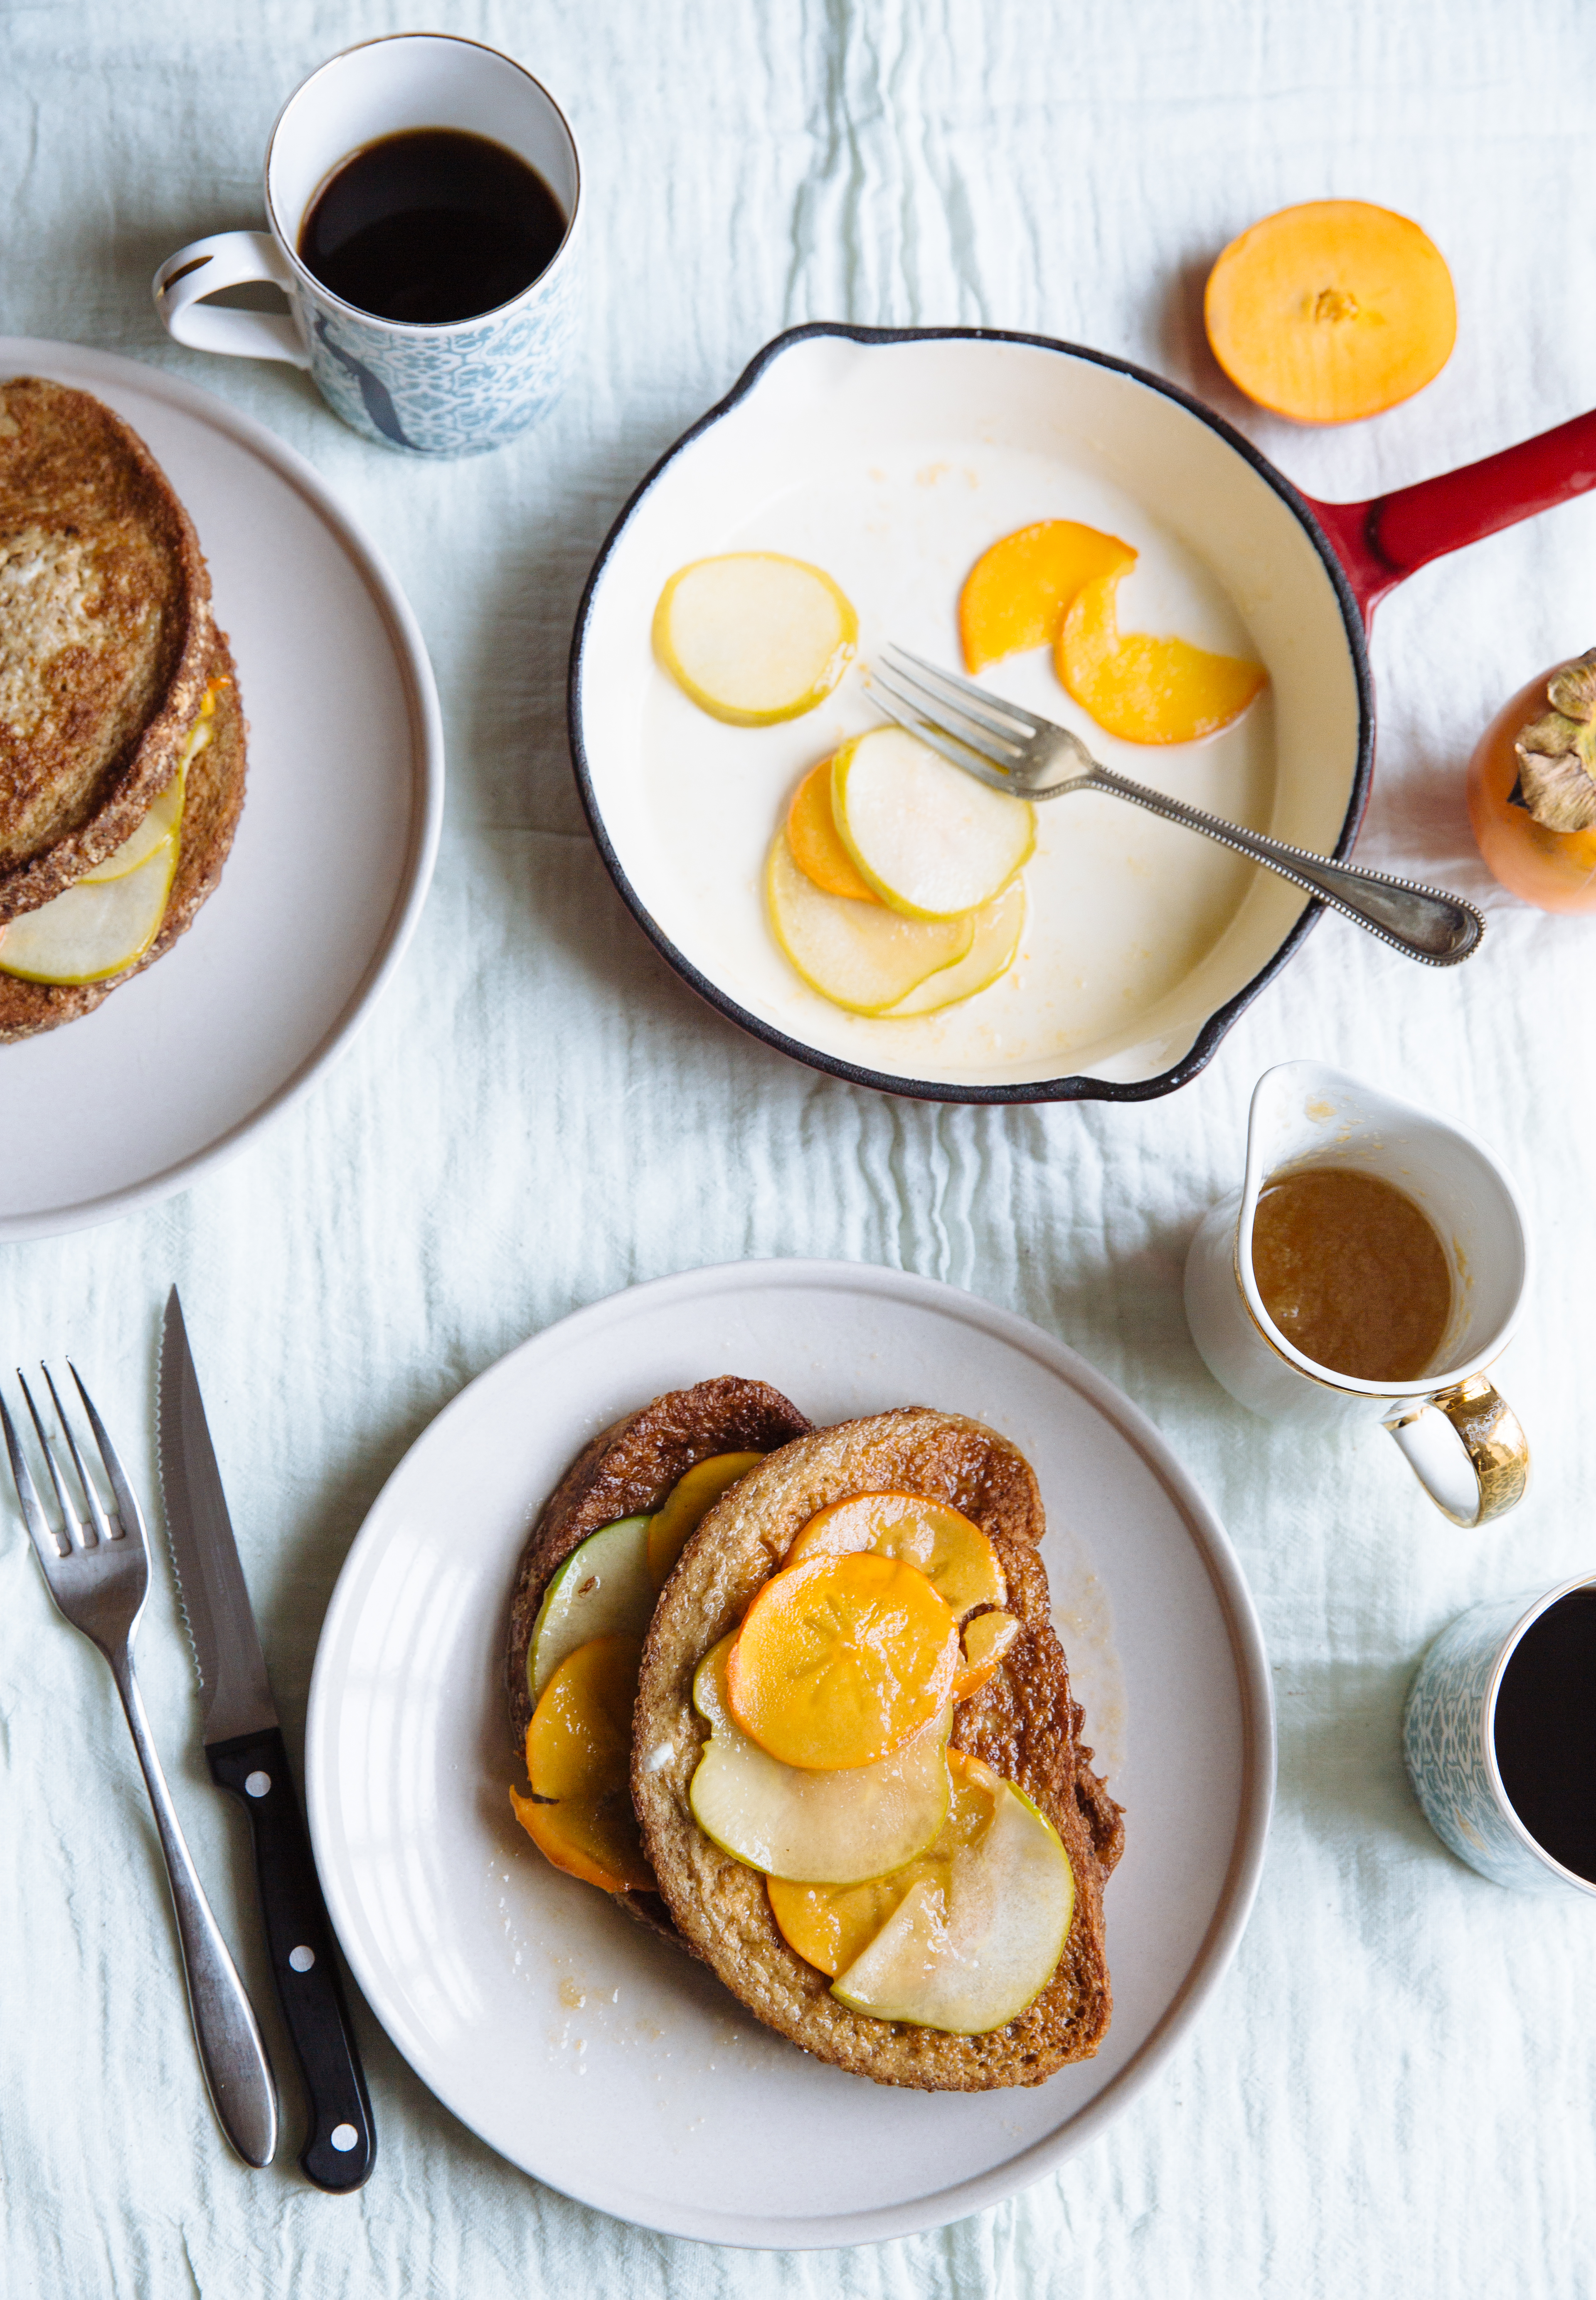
[1086,765,1485,966]
[108,1654,280,2169]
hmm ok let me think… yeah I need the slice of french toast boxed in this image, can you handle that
[0,627,247,1042]
[505,1376,813,1943]
[0,376,214,921]
[631,1408,1123,2090]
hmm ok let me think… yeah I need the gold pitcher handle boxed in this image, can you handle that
[1383,1376,1530,1527]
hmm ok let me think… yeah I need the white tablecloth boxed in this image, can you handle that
[4,0,1594,2289]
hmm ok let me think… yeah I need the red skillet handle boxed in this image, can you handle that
[1301,405,1596,625]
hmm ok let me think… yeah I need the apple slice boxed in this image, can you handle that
[766,833,973,1013]
[80,769,190,884]
[0,828,178,985]
[527,1516,654,1705]
[830,1753,1074,2032]
[689,1632,952,1883]
[882,878,1023,1017]
[786,759,877,902]
[832,727,1034,919]
[653,552,858,725]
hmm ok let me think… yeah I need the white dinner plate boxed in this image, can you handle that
[0,338,443,1240]
[306,1259,1274,2248]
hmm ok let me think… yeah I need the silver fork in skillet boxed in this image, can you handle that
[872,644,1484,966]
[0,1365,278,2169]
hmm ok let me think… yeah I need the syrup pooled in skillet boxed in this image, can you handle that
[1493,1589,1596,1883]
[1251,1166,1451,1383]
[298,128,566,324]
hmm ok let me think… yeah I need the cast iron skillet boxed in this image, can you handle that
[569,323,1596,1103]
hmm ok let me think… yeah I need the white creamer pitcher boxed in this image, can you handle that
[1184,1061,1531,1526]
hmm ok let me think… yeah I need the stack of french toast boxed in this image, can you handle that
[506,1378,1123,2092]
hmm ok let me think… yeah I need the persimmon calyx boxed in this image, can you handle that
[1516,648,1596,832]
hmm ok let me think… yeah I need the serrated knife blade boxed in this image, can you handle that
[156,1283,375,2192]
[159,1289,277,1743]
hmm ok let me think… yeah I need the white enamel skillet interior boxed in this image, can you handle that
[569,325,1372,1104]
[569,324,1596,1104]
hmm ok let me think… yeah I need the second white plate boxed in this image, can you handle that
[0,339,443,1240]
[306,1259,1274,2248]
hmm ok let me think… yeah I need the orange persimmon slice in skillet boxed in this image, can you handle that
[786,760,879,902]
[726,1551,959,1770]
[959,520,1137,671]
[1058,567,1267,744]
[510,1634,653,1893]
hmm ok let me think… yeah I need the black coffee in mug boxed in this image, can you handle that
[1492,1586,1596,1881]
[298,127,566,326]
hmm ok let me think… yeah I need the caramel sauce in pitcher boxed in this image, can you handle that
[1251,1167,1452,1383]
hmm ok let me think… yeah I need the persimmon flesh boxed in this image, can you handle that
[786,760,878,902]
[1204,199,1456,425]
[1058,569,1267,745]
[726,1551,959,1771]
[510,1634,654,1893]
[959,520,1136,671]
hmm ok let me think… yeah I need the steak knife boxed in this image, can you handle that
[158,1286,376,2194]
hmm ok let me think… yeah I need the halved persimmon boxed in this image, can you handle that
[783,1491,1005,1620]
[726,1551,959,1771]
[1058,569,1267,745]
[510,1633,653,1893]
[959,520,1136,672]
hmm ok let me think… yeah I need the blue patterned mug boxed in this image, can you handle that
[1403,1573,1596,1897]
[152,34,581,456]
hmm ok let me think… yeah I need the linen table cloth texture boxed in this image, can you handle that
[2,0,1594,2291]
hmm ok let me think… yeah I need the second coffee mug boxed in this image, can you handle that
[1184,1060,1531,1526]
[152,33,582,456]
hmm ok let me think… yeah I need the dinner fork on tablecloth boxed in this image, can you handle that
[871,643,1485,966]
[0,1364,278,2167]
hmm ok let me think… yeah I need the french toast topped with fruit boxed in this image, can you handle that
[505,1392,1122,2090]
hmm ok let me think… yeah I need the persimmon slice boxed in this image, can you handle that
[959,520,1137,672]
[726,1551,959,1771]
[783,1491,1006,1620]
[510,1634,653,1893]
[647,1451,765,1587]
[1204,199,1456,425]
[786,759,878,902]
[951,1608,1021,1701]
[1058,569,1267,745]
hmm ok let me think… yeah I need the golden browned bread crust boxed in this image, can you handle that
[0,375,212,921]
[631,1408,1123,2090]
[0,629,246,1042]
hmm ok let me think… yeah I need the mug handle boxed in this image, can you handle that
[1383,1376,1530,1528]
[153,233,310,369]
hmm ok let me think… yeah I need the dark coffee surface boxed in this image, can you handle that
[1493,1589,1596,1881]
[298,127,566,324]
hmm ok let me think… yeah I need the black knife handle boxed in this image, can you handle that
[208,1727,376,2192]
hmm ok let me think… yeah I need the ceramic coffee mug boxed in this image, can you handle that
[1184,1060,1531,1526]
[152,34,581,456]
[1404,1574,1596,1895]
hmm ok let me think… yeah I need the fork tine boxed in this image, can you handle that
[0,1391,69,1564]
[43,1364,116,1546]
[873,668,1019,772]
[17,1369,90,1550]
[869,687,1019,796]
[68,1363,142,1544]
[881,644,1039,743]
